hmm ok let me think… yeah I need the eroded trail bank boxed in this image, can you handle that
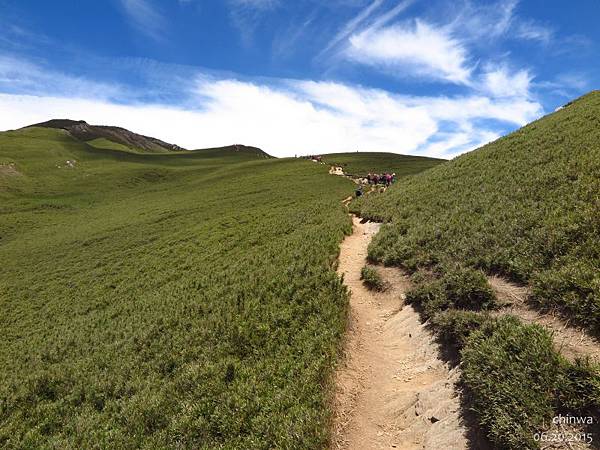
[489,276,600,363]
[332,216,469,450]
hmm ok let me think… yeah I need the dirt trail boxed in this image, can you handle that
[489,276,600,363]
[330,166,345,176]
[332,216,468,450]
[0,163,21,177]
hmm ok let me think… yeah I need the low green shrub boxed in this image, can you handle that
[430,310,492,350]
[430,311,600,449]
[461,316,563,449]
[531,264,600,333]
[558,358,600,416]
[442,268,496,311]
[405,281,445,319]
[360,265,386,291]
[405,268,496,319]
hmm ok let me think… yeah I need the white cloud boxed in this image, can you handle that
[346,20,472,84]
[535,72,590,98]
[481,66,533,98]
[0,55,123,100]
[320,0,385,56]
[447,0,554,46]
[120,0,166,41]
[226,0,279,45]
[329,0,553,102]
[514,20,553,44]
[0,72,542,159]
[403,95,541,126]
[229,0,279,8]
[419,126,500,158]
[450,0,518,40]
[319,0,414,58]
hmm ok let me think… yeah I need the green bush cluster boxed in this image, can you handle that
[461,316,563,449]
[406,267,496,319]
[557,358,600,415]
[431,312,599,449]
[360,265,386,291]
[430,310,492,350]
[531,263,600,331]
[0,128,354,449]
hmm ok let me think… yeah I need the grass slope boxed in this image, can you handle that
[0,127,353,449]
[87,137,140,153]
[321,152,444,177]
[29,119,185,153]
[190,144,272,160]
[88,138,272,160]
[352,91,600,448]
[355,91,600,330]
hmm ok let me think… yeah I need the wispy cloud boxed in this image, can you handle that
[535,72,590,99]
[230,0,279,8]
[272,12,318,59]
[228,0,279,46]
[346,19,473,84]
[447,0,554,46]
[119,0,166,41]
[444,0,515,42]
[480,65,533,98]
[327,0,558,96]
[319,0,385,56]
[0,16,54,52]
[226,0,280,45]
[0,55,123,100]
[319,0,414,57]
[514,19,553,44]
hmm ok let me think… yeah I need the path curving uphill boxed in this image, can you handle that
[331,216,469,450]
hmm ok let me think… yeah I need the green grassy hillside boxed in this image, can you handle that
[354,92,600,330]
[0,127,353,449]
[351,91,600,448]
[321,151,444,177]
[190,144,271,159]
[87,137,141,153]
[87,137,271,159]
[30,119,185,153]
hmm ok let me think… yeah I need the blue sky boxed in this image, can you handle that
[0,0,597,157]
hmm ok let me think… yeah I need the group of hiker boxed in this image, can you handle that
[355,172,397,197]
[366,172,396,186]
[304,155,322,162]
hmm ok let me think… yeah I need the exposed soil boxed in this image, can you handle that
[0,163,21,177]
[342,196,354,207]
[489,275,600,363]
[330,166,345,176]
[332,216,468,449]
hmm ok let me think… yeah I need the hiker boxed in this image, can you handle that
[373,174,379,185]
[355,185,363,197]
[367,173,372,184]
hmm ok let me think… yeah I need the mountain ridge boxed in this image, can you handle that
[25,119,273,158]
[27,119,186,153]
